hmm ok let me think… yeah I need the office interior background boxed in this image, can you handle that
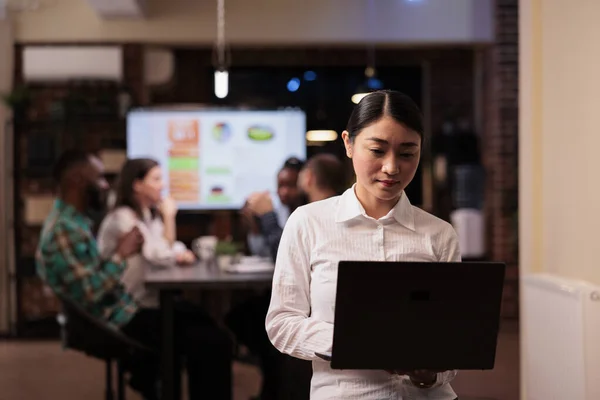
[0,0,597,399]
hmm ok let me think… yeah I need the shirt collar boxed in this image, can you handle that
[54,198,93,227]
[334,184,415,231]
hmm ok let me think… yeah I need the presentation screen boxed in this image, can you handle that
[127,109,306,210]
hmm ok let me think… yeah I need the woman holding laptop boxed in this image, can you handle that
[266,90,461,399]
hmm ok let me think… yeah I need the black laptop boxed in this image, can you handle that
[316,261,505,371]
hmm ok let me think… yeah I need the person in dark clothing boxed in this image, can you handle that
[121,302,233,400]
[246,154,348,262]
[242,157,305,258]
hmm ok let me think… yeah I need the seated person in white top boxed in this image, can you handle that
[98,158,233,400]
[242,157,305,258]
[266,90,461,400]
[97,158,196,308]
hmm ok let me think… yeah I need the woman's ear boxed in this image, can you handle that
[132,179,142,194]
[341,131,352,158]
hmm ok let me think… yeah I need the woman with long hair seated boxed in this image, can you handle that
[98,158,195,306]
[98,158,232,400]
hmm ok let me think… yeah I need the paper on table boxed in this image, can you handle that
[223,260,275,274]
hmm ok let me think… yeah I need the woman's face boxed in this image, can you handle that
[342,116,421,204]
[134,165,164,206]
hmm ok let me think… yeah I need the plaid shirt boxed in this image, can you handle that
[36,199,138,328]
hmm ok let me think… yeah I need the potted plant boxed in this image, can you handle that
[1,86,31,121]
[215,240,242,270]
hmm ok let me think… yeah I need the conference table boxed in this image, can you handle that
[145,262,274,400]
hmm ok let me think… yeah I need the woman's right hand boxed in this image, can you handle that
[159,196,178,218]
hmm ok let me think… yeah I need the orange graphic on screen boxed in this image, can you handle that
[168,120,199,145]
[168,119,200,203]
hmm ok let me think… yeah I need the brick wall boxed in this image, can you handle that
[0,20,14,334]
[122,44,147,105]
[483,0,519,318]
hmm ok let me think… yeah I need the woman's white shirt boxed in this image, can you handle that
[97,207,186,308]
[266,186,461,400]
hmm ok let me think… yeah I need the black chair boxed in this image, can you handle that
[56,295,155,400]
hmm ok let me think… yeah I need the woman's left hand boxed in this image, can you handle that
[176,250,196,265]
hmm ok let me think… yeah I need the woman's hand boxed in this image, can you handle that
[159,196,178,218]
[176,250,196,266]
[386,369,439,388]
[406,370,437,387]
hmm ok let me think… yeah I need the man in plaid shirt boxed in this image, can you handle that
[36,150,143,326]
[36,150,232,400]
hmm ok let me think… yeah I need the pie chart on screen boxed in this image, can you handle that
[212,123,232,142]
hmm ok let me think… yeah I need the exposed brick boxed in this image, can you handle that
[501,299,519,318]
[483,0,519,319]
[503,283,518,300]
[505,264,519,280]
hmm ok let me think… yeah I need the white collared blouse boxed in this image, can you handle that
[266,186,461,400]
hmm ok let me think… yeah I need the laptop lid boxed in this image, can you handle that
[330,261,506,371]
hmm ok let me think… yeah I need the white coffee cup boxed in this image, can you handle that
[192,235,218,261]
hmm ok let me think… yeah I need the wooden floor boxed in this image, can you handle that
[0,322,519,400]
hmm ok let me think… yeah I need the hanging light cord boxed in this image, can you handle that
[215,0,229,70]
[365,0,376,77]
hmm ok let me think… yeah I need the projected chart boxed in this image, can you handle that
[127,109,306,210]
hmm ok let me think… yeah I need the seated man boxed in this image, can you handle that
[246,153,348,262]
[242,157,305,258]
[36,150,232,400]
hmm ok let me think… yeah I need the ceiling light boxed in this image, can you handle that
[287,77,301,92]
[351,93,370,104]
[213,0,230,99]
[306,130,338,142]
[214,69,229,99]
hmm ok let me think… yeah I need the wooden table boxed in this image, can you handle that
[145,263,274,400]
